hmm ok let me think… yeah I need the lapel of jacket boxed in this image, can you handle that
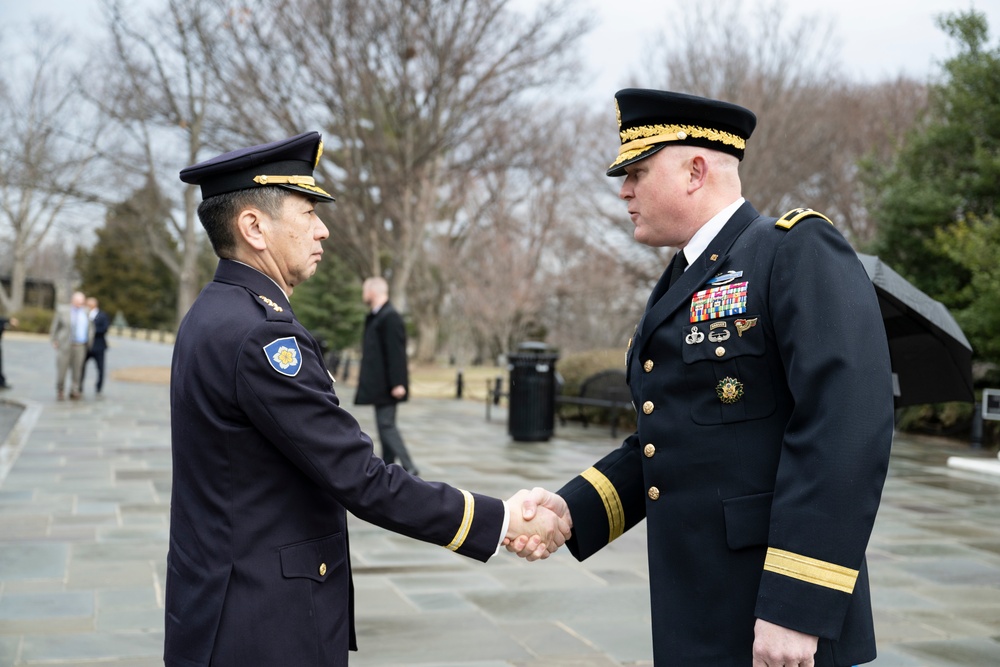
[635,201,761,358]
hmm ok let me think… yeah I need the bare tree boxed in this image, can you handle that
[87,0,236,325]
[433,101,648,361]
[202,0,592,357]
[0,28,102,312]
[647,0,928,246]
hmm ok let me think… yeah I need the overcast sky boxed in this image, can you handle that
[4,0,998,101]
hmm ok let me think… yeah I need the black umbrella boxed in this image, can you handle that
[857,253,974,407]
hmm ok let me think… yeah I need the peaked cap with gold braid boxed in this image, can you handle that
[180,131,335,202]
[607,89,757,177]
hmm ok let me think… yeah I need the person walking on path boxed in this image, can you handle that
[509,89,895,667]
[50,291,91,400]
[168,131,569,667]
[354,276,419,475]
[82,296,111,395]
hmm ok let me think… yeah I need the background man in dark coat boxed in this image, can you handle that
[83,296,110,395]
[354,276,419,475]
[0,315,17,389]
[167,131,569,667]
[510,89,894,667]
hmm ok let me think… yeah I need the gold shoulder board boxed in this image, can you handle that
[775,207,833,230]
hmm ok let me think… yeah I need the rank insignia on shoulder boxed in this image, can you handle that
[263,336,302,377]
[258,295,284,313]
[706,270,743,287]
[775,208,833,230]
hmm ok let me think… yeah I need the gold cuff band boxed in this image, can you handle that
[581,467,625,544]
[763,547,858,594]
[446,489,474,551]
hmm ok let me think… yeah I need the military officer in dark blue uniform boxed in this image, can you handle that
[166,131,570,667]
[510,90,894,667]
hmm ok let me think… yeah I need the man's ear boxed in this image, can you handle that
[236,208,268,252]
[687,154,708,194]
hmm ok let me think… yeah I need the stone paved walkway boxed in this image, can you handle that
[0,333,999,666]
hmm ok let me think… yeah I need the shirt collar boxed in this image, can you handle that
[230,259,289,299]
[679,197,745,268]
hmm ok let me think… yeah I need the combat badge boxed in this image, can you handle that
[716,377,744,404]
[263,336,302,377]
[705,270,743,287]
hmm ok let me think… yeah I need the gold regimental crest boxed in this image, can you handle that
[258,295,284,313]
[716,377,744,404]
[615,98,622,130]
[314,140,324,168]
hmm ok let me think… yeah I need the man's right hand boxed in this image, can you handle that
[504,487,572,558]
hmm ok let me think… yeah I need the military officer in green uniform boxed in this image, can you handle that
[508,89,894,667]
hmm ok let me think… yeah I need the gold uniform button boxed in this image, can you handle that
[648,486,660,501]
[643,359,654,373]
[643,444,655,458]
[319,563,327,577]
[642,401,654,415]
[715,347,726,357]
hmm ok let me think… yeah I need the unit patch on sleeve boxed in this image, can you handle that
[690,281,748,323]
[263,337,302,377]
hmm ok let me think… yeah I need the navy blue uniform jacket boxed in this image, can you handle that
[165,260,504,667]
[558,202,894,666]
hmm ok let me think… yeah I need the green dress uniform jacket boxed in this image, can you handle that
[558,202,894,666]
[165,260,504,667]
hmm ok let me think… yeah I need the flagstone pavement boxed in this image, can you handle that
[0,333,999,666]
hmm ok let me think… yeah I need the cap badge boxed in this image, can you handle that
[716,377,744,404]
[314,140,324,168]
[615,98,622,129]
[263,336,302,377]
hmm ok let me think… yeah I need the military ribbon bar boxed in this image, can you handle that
[690,281,749,323]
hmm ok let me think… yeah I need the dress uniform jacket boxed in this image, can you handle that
[558,201,894,666]
[354,302,408,406]
[165,260,504,667]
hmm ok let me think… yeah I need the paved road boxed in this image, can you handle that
[0,333,999,666]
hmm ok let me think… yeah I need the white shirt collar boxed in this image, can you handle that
[678,197,745,269]
[231,260,289,299]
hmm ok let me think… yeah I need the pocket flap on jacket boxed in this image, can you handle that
[279,533,345,582]
[722,492,773,550]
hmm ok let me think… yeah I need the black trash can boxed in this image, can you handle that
[507,342,559,442]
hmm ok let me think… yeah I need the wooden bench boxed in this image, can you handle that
[555,369,634,437]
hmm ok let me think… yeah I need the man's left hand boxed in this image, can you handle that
[752,618,818,667]
[391,385,406,399]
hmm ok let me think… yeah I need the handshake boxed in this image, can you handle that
[502,487,573,561]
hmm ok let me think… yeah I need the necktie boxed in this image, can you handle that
[667,251,688,290]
